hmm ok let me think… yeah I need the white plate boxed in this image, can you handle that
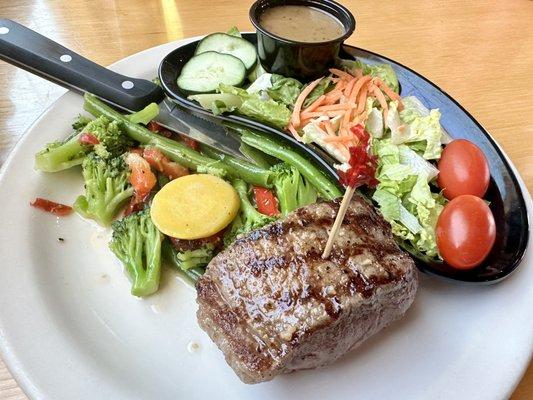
[0,39,532,400]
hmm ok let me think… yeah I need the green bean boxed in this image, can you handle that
[83,94,214,169]
[200,144,274,188]
[239,143,278,169]
[239,129,342,200]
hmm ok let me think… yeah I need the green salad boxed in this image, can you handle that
[177,27,452,262]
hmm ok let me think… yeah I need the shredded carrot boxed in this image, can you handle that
[291,77,323,127]
[343,77,357,98]
[301,110,345,119]
[341,105,352,133]
[324,136,358,143]
[288,123,302,141]
[338,144,351,160]
[370,85,388,111]
[301,95,326,114]
[348,75,372,104]
[324,90,343,104]
[374,78,401,102]
[355,82,369,114]
[323,120,336,136]
[329,68,353,80]
[335,80,347,92]
[315,103,354,112]
[369,85,389,122]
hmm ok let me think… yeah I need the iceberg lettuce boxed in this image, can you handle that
[371,135,446,259]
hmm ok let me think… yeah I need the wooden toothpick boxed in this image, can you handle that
[322,186,356,259]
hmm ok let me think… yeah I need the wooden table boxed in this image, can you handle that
[0,0,531,398]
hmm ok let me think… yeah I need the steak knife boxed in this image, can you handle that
[0,18,245,159]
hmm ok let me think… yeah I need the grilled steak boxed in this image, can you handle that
[196,195,418,384]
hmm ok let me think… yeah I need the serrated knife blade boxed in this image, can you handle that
[154,98,246,159]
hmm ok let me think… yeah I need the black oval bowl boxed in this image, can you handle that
[159,33,530,284]
[249,0,355,79]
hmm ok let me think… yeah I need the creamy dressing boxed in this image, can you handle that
[259,5,345,43]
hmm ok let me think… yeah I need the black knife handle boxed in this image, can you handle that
[0,19,164,111]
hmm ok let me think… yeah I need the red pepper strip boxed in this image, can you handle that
[123,192,151,217]
[147,120,199,150]
[253,186,280,216]
[147,121,173,138]
[79,133,99,145]
[179,134,199,151]
[30,198,73,216]
[337,124,378,188]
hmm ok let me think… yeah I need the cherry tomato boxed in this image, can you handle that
[437,139,490,199]
[253,187,280,216]
[436,195,496,269]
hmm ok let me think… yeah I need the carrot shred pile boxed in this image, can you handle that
[287,68,402,161]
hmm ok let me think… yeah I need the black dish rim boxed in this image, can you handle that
[158,33,530,285]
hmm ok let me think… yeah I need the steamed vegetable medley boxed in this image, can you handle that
[178,28,495,266]
[32,93,339,296]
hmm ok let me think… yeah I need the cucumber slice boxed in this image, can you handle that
[195,33,257,71]
[177,51,246,94]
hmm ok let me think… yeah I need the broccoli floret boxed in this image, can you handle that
[35,116,134,172]
[109,209,163,297]
[224,179,276,247]
[163,240,214,271]
[73,153,134,226]
[72,115,93,132]
[90,116,134,158]
[35,138,89,172]
[271,163,317,216]
[161,240,206,283]
[223,213,243,248]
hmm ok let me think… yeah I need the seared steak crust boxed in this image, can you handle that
[196,195,418,384]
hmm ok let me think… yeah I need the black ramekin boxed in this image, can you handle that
[249,0,355,80]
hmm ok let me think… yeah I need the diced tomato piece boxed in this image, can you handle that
[179,134,199,150]
[147,121,160,132]
[142,147,188,180]
[338,125,378,188]
[129,147,143,156]
[79,133,100,145]
[147,121,172,138]
[30,198,73,216]
[123,192,151,217]
[125,152,157,200]
[253,187,280,216]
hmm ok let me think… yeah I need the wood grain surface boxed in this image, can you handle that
[0,0,531,399]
